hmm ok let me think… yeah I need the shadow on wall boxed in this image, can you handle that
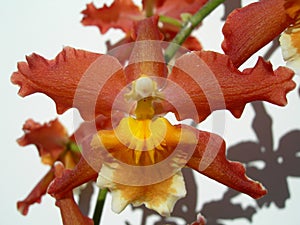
[201,101,300,225]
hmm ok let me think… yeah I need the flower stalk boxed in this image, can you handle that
[93,188,108,225]
[159,15,182,27]
[164,0,225,62]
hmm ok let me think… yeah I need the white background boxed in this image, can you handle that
[1,0,300,225]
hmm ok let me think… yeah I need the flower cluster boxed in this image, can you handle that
[11,0,299,224]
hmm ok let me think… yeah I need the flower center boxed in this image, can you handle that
[125,75,163,119]
[91,76,196,166]
[92,116,180,165]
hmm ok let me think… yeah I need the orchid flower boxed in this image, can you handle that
[81,0,208,51]
[11,14,295,222]
[15,119,81,215]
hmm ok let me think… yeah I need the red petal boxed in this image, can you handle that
[222,0,294,67]
[11,47,127,120]
[125,17,168,82]
[48,156,98,199]
[81,1,143,34]
[156,0,208,20]
[165,51,295,122]
[187,128,267,199]
[17,119,68,165]
[17,168,55,215]
[53,162,94,225]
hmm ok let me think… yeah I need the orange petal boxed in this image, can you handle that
[165,51,295,122]
[222,0,294,67]
[17,119,68,165]
[17,168,55,215]
[11,47,127,120]
[53,162,94,225]
[187,128,267,199]
[125,17,168,82]
[81,1,143,34]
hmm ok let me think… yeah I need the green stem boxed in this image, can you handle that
[68,141,81,153]
[159,15,182,28]
[93,188,108,225]
[164,0,225,63]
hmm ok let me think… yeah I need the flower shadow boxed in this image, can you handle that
[200,101,300,224]
[228,102,300,209]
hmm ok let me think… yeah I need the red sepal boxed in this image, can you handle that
[17,168,55,215]
[165,51,295,122]
[11,47,127,120]
[187,128,267,199]
[54,162,94,225]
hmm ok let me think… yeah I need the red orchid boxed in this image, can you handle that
[16,119,80,215]
[11,14,295,222]
[222,0,300,68]
[81,0,206,51]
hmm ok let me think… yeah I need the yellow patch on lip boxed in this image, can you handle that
[91,116,197,166]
